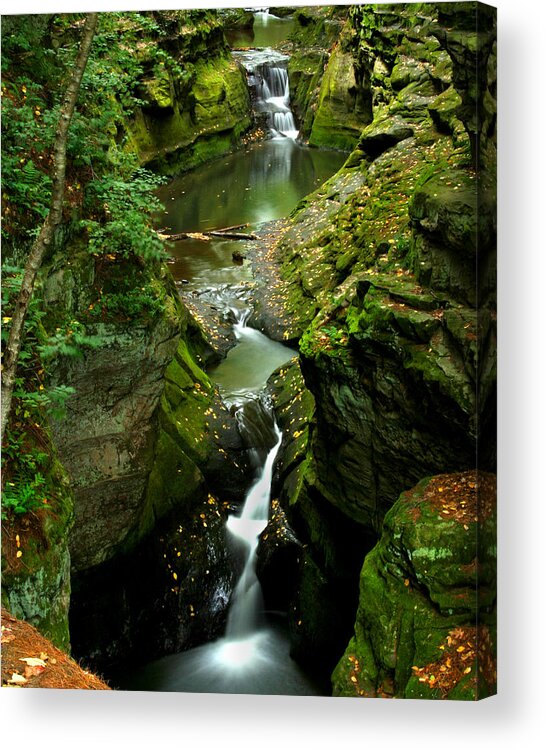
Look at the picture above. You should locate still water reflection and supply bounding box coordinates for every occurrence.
[225,10,295,49]
[157,139,344,286]
[157,139,344,234]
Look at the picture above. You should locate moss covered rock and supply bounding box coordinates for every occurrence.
[309,45,372,151]
[332,471,496,699]
[129,54,251,175]
[253,4,497,690]
[2,449,74,651]
[45,260,182,572]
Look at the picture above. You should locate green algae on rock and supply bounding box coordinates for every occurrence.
[332,471,496,699]
[126,11,252,175]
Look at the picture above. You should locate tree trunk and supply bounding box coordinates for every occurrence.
[1,13,99,443]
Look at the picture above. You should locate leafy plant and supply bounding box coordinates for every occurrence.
[83,168,167,261]
[1,423,50,519]
[2,473,47,518]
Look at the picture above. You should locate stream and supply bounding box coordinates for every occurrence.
[120,11,345,695]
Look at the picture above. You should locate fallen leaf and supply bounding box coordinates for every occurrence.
[24,664,46,678]
[20,657,47,668]
[8,673,28,685]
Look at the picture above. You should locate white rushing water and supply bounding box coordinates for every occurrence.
[234,49,299,140]
[206,304,291,670]
[224,421,282,643]
[120,302,320,693]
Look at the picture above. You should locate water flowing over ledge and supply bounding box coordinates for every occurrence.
[234,49,299,140]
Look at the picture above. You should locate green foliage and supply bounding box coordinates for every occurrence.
[83,168,167,261]
[88,284,165,321]
[1,416,49,519]
[1,12,168,258]
[2,266,105,518]
[2,469,47,518]
[2,265,102,412]
[37,320,104,360]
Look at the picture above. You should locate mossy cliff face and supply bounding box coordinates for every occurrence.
[287,6,364,147]
[332,472,496,699]
[127,11,252,175]
[3,9,255,665]
[2,438,74,651]
[261,3,496,677]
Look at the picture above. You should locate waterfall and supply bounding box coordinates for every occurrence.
[234,49,299,140]
[225,420,282,639]
[256,62,298,139]
[212,305,287,666]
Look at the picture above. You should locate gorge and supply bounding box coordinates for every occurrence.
[1,4,496,700]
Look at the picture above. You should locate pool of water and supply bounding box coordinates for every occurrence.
[117,614,325,695]
[225,11,295,49]
[157,139,344,236]
[157,139,344,285]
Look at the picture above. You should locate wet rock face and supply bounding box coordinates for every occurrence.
[69,496,236,674]
[256,498,301,612]
[50,312,181,573]
[127,11,252,175]
[287,6,353,143]
[332,472,496,699]
[308,46,373,151]
[255,3,496,685]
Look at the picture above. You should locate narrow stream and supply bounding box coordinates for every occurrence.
[120,12,344,695]
[122,304,320,695]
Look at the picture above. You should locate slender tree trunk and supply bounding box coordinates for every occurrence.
[1,13,98,443]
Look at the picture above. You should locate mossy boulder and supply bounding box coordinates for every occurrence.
[409,168,495,306]
[356,114,414,160]
[390,56,430,91]
[432,3,496,169]
[428,85,463,135]
[332,471,496,699]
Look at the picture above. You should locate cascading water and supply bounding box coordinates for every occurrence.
[257,63,298,139]
[217,410,282,665]
[116,20,344,690]
[120,304,321,693]
[235,49,299,140]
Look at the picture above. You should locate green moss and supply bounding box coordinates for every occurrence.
[2,453,74,651]
[140,428,206,532]
[332,473,496,699]
[309,46,371,152]
[128,53,251,175]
